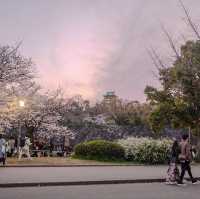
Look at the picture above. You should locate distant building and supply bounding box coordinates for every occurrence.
[83,114,107,125]
[103,91,118,107]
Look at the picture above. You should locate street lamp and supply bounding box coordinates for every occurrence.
[19,100,25,108]
[17,100,25,157]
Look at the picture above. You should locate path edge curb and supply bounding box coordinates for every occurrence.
[1,164,145,167]
[0,179,165,188]
[1,177,200,188]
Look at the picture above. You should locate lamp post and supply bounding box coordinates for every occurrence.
[19,100,25,108]
[188,126,191,144]
[17,100,25,155]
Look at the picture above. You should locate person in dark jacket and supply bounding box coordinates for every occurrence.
[166,140,180,184]
[171,140,180,163]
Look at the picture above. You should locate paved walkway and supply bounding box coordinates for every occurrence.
[1,183,200,199]
[0,165,200,184]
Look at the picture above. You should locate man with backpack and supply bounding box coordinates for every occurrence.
[178,134,198,185]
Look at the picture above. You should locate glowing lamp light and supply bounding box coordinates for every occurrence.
[19,100,25,107]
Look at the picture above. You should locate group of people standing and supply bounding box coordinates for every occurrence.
[166,134,199,185]
[0,133,17,165]
[0,133,32,165]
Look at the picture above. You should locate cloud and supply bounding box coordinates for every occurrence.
[0,0,199,101]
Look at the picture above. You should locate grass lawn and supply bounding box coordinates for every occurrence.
[5,157,138,166]
[5,157,199,166]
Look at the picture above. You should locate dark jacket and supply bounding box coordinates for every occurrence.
[170,146,180,163]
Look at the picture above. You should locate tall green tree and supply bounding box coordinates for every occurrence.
[145,40,200,135]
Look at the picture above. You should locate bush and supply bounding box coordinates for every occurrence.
[74,140,125,161]
[194,152,200,163]
[194,143,200,163]
[118,137,172,164]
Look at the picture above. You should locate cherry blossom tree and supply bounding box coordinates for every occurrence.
[0,44,36,132]
[0,45,74,143]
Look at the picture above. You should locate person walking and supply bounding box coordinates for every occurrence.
[9,137,15,157]
[0,133,6,165]
[166,140,180,184]
[18,136,32,160]
[178,134,198,185]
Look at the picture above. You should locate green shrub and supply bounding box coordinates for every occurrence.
[74,140,125,161]
[194,144,200,163]
[118,137,172,164]
[194,152,200,163]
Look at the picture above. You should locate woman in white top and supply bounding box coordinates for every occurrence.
[0,133,6,165]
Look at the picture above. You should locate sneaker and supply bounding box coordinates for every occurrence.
[177,182,186,186]
[165,181,177,185]
[192,179,200,184]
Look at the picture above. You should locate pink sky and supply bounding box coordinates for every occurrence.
[0,0,199,102]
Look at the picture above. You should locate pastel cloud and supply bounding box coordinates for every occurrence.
[0,0,200,101]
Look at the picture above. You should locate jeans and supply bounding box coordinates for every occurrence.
[0,157,5,165]
[180,161,194,182]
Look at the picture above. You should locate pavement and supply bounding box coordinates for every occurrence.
[1,183,200,199]
[0,165,200,187]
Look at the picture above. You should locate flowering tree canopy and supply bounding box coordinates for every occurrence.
[0,44,36,131]
[0,45,74,140]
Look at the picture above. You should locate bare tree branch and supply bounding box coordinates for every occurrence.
[7,41,23,56]
[151,47,166,69]
[161,24,180,59]
[179,0,200,40]
[147,48,160,70]
[180,33,187,43]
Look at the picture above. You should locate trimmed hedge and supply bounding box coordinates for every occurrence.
[194,144,200,163]
[74,140,125,161]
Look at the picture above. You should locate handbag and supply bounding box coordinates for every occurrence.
[178,154,186,161]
